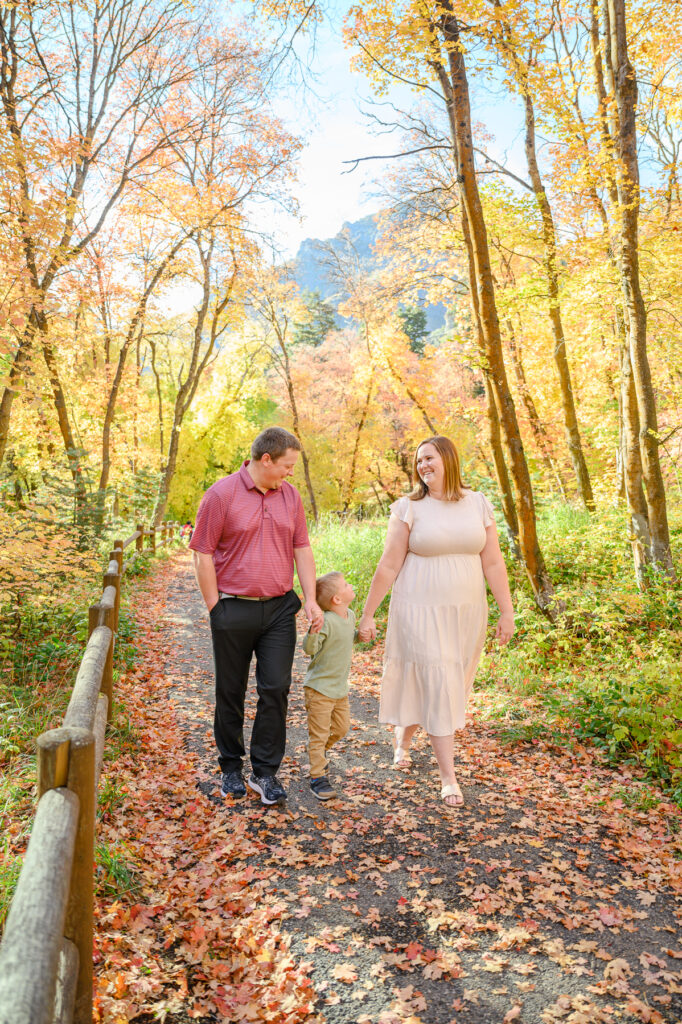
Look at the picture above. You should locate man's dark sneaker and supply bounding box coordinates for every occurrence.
[310,776,337,801]
[220,770,246,799]
[247,773,287,806]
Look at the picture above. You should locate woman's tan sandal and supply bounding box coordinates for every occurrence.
[392,746,412,769]
[441,781,464,806]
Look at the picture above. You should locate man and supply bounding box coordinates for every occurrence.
[190,427,323,806]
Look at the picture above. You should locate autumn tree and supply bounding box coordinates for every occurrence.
[93,206,195,528]
[347,0,557,612]
[481,1,596,511]
[0,0,208,520]
[245,268,320,520]
[601,0,675,577]
[326,234,440,432]
[0,4,302,532]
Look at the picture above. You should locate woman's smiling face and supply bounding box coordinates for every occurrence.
[416,442,445,493]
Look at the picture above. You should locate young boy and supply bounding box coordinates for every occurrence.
[302,571,355,801]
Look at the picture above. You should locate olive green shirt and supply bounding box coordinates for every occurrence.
[302,609,356,699]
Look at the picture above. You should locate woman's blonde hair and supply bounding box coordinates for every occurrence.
[409,436,468,502]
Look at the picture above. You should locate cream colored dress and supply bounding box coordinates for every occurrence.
[379,491,495,736]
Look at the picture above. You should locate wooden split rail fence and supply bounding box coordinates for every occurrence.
[0,522,180,1024]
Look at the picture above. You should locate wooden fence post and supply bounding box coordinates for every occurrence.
[103,561,119,596]
[88,603,101,638]
[106,551,122,650]
[103,560,120,631]
[37,728,71,798]
[161,521,168,546]
[149,525,156,553]
[96,605,115,722]
[64,726,96,1024]
[136,523,144,552]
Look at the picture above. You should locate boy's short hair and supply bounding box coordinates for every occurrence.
[251,427,301,462]
[316,571,344,611]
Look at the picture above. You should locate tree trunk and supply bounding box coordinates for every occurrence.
[0,326,34,467]
[97,236,188,528]
[591,1,656,577]
[506,318,569,501]
[149,339,166,467]
[606,0,675,576]
[96,307,146,529]
[522,91,595,511]
[153,239,237,526]
[154,412,182,527]
[284,368,318,524]
[40,320,88,524]
[459,198,521,557]
[620,342,650,584]
[382,352,438,433]
[483,376,522,560]
[344,376,373,512]
[276,333,318,523]
[433,4,556,613]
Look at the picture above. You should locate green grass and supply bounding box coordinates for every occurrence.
[0,837,22,930]
[307,515,391,622]
[95,840,141,900]
[98,777,127,819]
[309,501,682,805]
[104,699,142,763]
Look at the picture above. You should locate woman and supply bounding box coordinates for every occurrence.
[357,436,514,807]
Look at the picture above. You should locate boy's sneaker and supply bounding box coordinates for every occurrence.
[310,776,337,801]
[247,773,287,806]
[220,770,246,798]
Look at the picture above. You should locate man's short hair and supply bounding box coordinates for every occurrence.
[316,571,344,611]
[251,427,302,462]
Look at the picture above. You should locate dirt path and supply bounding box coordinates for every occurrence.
[98,554,682,1024]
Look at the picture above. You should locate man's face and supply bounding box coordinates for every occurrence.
[260,448,299,489]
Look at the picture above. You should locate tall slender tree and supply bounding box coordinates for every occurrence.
[603,0,675,577]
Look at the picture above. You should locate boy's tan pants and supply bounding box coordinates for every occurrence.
[304,686,350,778]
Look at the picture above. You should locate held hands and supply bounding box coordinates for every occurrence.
[305,599,324,633]
[357,613,376,643]
[495,611,515,645]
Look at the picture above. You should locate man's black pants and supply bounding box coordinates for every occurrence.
[209,590,301,777]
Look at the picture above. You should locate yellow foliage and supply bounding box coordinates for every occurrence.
[0,505,100,617]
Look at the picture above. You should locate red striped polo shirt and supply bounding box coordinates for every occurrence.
[189,462,310,597]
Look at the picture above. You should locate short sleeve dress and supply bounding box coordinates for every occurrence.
[379,490,495,736]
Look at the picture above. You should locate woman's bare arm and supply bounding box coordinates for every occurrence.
[479,524,514,644]
[357,516,410,640]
